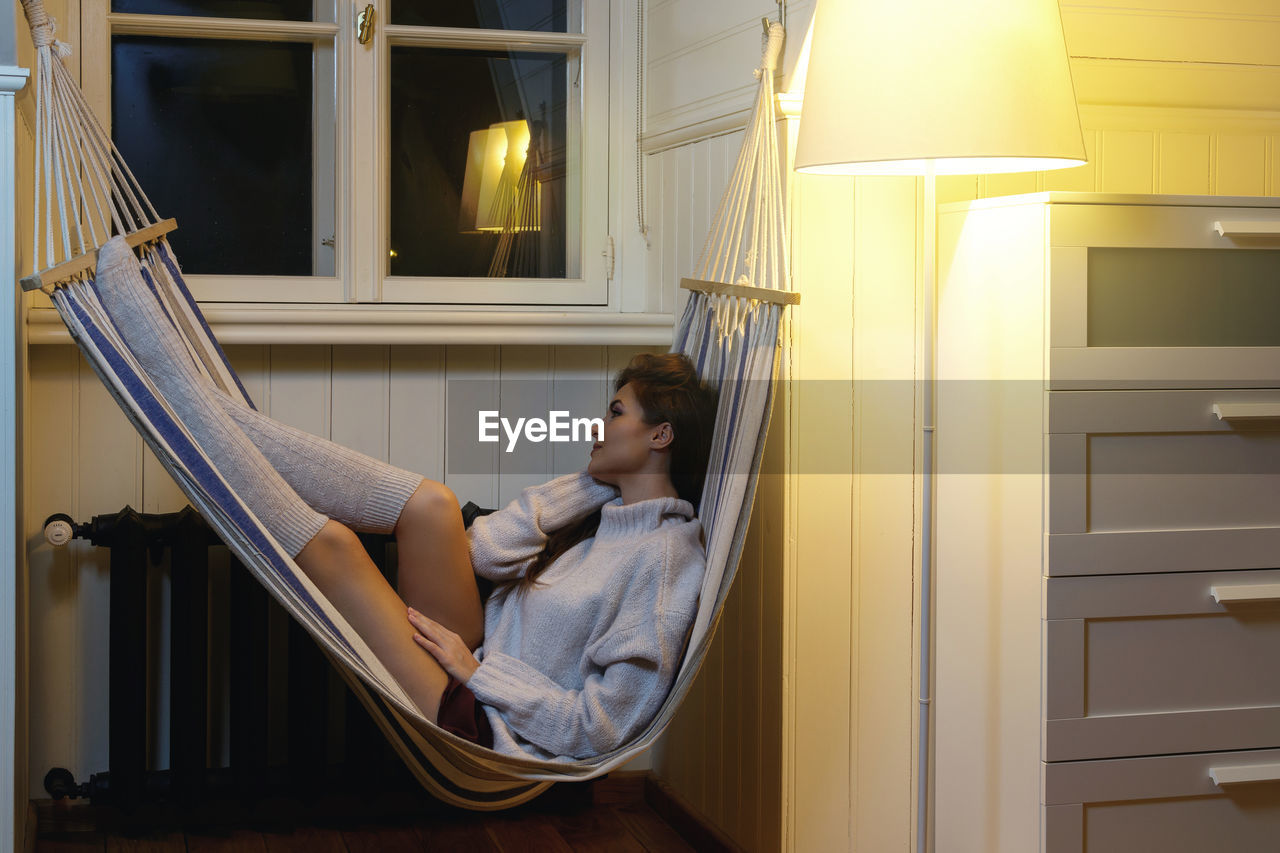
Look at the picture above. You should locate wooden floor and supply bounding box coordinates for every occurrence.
[33,774,699,853]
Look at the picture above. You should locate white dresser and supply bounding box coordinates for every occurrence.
[935,192,1280,853]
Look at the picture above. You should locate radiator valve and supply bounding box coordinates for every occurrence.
[42,513,79,547]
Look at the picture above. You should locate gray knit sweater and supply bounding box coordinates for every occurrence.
[464,469,705,761]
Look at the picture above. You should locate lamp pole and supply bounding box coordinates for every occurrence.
[917,160,937,853]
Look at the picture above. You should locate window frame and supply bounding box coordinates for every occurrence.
[81,0,618,309]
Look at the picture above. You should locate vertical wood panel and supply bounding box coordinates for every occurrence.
[1158,133,1211,195]
[331,346,390,459]
[26,346,78,791]
[267,346,331,434]
[739,494,763,848]
[606,347,659,381]
[677,144,696,308]
[497,346,553,505]
[645,152,666,316]
[1268,137,1280,195]
[141,446,187,514]
[662,150,679,316]
[1100,130,1155,193]
[388,346,446,483]
[936,175,979,207]
[550,347,607,478]
[721,538,746,839]
[223,345,268,407]
[76,350,141,780]
[981,171,1038,200]
[759,409,786,851]
[445,347,499,510]
[1215,134,1267,195]
[789,168,856,853]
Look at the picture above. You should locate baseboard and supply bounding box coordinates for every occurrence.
[643,773,743,853]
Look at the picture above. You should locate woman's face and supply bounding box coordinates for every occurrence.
[586,382,670,482]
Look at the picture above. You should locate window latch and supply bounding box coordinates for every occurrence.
[603,235,615,279]
[357,4,376,45]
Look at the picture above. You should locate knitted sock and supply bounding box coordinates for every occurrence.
[208,386,425,534]
[93,237,328,558]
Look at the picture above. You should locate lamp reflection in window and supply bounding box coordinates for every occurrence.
[459,118,543,278]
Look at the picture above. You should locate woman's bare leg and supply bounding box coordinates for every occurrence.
[296,519,450,720]
[394,480,485,651]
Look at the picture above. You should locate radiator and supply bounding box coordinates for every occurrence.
[38,504,495,811]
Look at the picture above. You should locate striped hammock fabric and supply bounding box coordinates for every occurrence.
[21,0,795,808]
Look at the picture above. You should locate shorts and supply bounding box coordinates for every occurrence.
[437,675,495,749]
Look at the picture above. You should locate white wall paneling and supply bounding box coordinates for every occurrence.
[645,0,813,148]
[387,345,446,482]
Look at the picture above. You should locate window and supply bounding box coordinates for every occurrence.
[90,0,613,306]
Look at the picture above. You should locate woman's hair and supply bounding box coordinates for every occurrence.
[498,352,718,600]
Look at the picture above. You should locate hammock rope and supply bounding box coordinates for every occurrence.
[20,0,797,809]
[21,0,166,292]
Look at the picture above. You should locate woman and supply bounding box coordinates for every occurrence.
[93,236,718,761]
[411,354,717,758]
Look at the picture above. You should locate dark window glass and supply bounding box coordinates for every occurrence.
[1088,248,1280,347]
[111,0,319,22]
[112,36,319,276]
[388,47,568,278]
[390,0,569,32]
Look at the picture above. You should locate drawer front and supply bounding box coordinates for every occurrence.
[1044,569,1280,761]
[1047,388,1280,576]
[1044,749,1280,853]
[1047,202,1280,390]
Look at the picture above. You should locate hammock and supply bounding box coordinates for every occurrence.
[20,0,797,809]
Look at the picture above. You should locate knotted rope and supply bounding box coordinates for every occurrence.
[21,0,70,55]
[692,21,789,350]
[20,0,159,279]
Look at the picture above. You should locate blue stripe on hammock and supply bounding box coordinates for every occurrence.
[148,240,257,410]
[63,285,359,660]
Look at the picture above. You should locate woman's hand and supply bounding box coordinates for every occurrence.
[408,607,479,683]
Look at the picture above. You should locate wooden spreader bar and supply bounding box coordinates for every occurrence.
[680,277,800,306]
[20,219,179,294]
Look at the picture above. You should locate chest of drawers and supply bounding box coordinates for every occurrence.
[935,192,1280,853]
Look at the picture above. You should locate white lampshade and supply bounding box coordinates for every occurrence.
[794,0,1086,175]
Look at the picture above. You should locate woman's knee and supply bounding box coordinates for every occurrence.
[397,479,461,536]
[295,519,367,581]
[301,519,358,558]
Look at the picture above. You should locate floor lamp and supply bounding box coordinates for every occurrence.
[792,2,1087,851]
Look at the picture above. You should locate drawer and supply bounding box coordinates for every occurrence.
[1047,201,1280,390]
[1044,569,1280,761]
[1047,388,1280,576]
[1044,748,1280,853]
